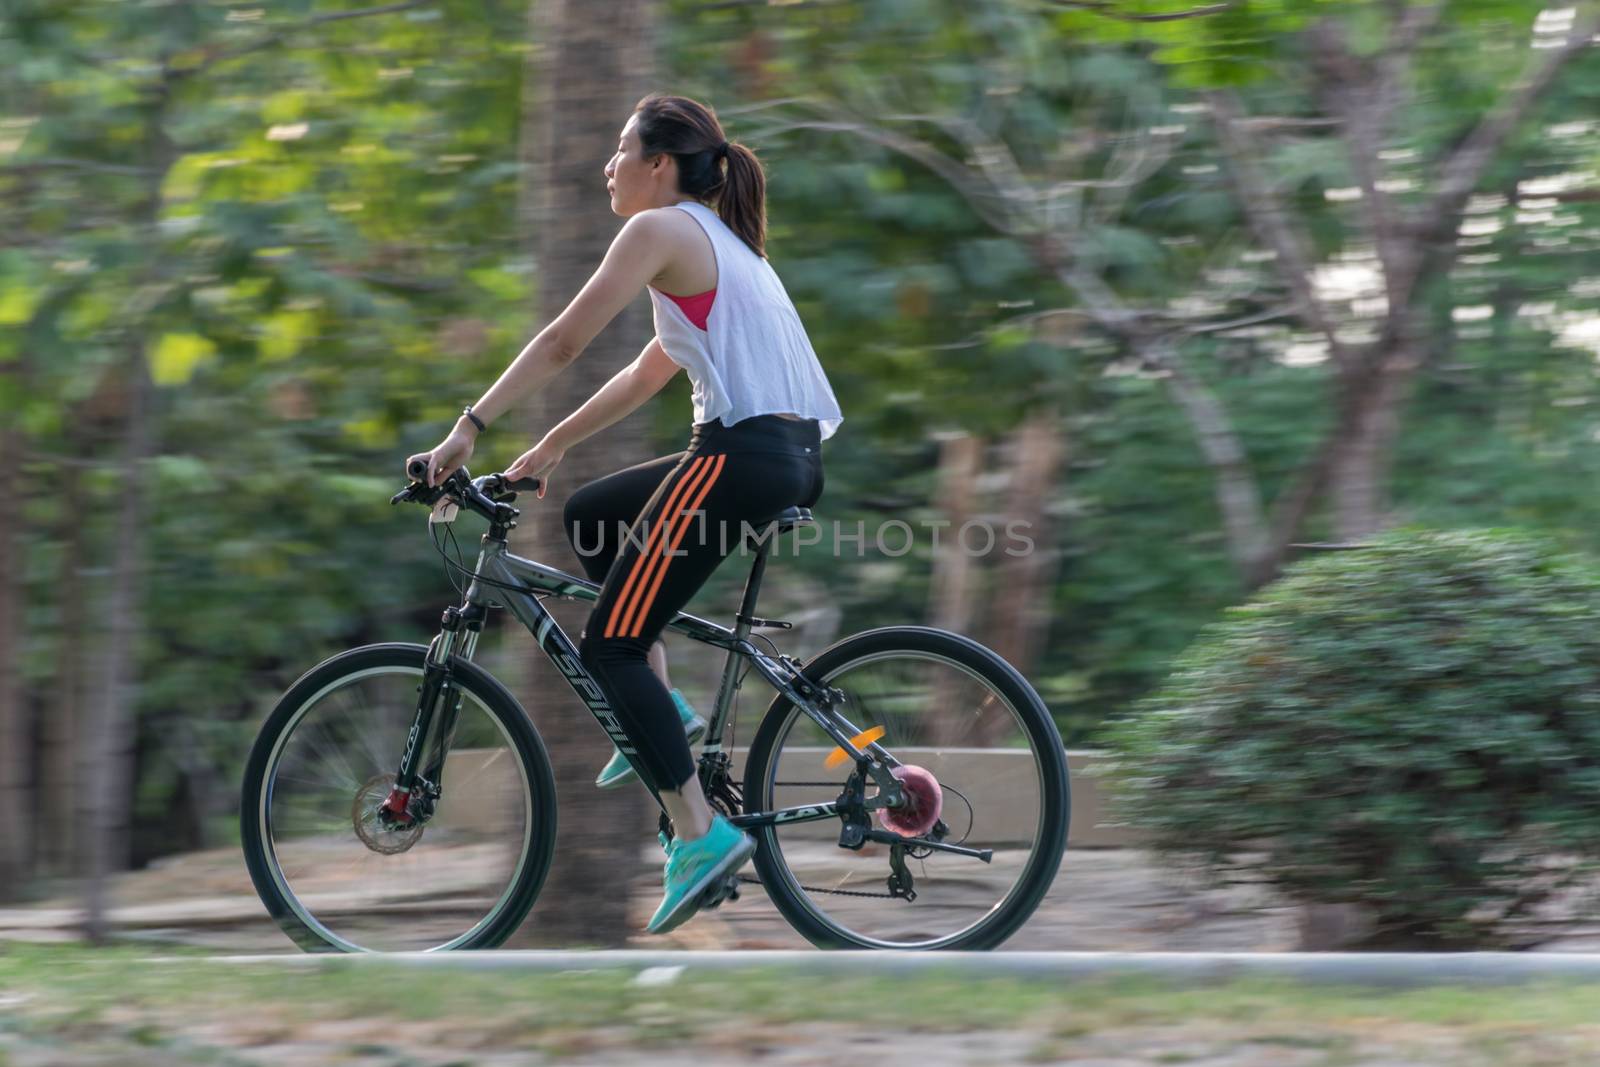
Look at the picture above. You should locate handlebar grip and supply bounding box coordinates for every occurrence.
[408,458,428,481]
[506,476,543,493]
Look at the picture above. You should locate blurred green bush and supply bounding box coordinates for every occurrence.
[1102,527,1600,948]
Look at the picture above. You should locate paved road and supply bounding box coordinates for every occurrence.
[9,844,1600,954]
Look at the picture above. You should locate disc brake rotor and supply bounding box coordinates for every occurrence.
[352,773,425,855]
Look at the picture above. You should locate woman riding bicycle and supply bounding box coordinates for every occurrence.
[407,93,843,935]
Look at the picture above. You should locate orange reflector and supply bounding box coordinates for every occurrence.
[824,725,885,768]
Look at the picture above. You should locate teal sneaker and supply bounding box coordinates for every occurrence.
[595,688,706,790]
[646,814,755,935]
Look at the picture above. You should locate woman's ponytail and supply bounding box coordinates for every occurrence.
[633,93,767,259]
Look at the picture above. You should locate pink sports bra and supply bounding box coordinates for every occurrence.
[658,286,716,331]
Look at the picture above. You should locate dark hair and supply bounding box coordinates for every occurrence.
[632,92,767,259]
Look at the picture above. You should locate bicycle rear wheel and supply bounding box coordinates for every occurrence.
[743,626,1069,950]
[240,643,556,952]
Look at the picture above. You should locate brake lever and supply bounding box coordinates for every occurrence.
[395,458,461,507]
[392,482,447,506]
[479,472,544,500]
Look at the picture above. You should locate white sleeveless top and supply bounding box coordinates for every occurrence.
[645,200,843,441]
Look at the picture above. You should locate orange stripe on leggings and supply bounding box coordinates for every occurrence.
[603,457,709,638]
[625,452,727,637]
[613,453,722,638]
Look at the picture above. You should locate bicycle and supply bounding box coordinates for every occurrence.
[240,461,1071,952]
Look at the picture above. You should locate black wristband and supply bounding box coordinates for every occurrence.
[462,406,487,433]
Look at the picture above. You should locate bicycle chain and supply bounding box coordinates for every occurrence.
[718,773,901,899]
[735,873,895,899]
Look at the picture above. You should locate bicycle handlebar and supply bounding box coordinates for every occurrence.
[393,459,543,524]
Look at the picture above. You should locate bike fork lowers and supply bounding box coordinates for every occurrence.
[379,603,485,826]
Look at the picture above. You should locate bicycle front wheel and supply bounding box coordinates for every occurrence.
[240,643,557,952]
[743,626,1070,950]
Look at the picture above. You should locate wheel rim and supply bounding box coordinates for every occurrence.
[259,665,535,952]
[756,649,1049,949]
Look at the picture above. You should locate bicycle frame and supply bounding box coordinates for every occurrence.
[402,522,892,831]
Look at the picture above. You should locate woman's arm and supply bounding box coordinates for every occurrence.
[547,336,682,451]
[497,337,681,495]
[407,210,673,486]
[458,210,675,433]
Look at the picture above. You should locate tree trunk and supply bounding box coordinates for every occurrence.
[1153,351,1269,581]
[1325,347,1421,542]
[512,0,660,946]
[39,450,87,879]
[0,367,28,902]
[924,433,986,746]
[981,406,1066,683]
[925,433,985,634]
[81,354,154,941]
[81,72,173,936]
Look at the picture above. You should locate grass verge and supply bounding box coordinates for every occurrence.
[3,943,1600,1064]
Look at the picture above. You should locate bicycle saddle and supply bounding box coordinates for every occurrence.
[743,506,816,549]
[770,505,814,533]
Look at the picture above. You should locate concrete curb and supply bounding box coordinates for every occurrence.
[190,950,1600,987]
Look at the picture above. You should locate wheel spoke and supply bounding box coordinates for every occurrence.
[249,661,537,952]
[749,640,1066,950]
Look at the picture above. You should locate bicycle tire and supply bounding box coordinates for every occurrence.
[240,642,557,952]
[743,625,1070,950]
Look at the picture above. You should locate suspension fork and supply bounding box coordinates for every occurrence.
[380,603,486,823]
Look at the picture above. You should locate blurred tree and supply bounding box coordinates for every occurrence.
[982,403,1066,689]
[727,0,1598,588]
[512,0,660,946]
[0,318,25,902]
[926,432,984,639]
[732,15,1273,581]
[1073,0,1600,559]
[39,441,86,879]
[1,0,525,903]
[67,39,174,941]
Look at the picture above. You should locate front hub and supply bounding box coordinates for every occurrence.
[353,774,426,854]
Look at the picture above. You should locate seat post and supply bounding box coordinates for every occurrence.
[733,531,774,636]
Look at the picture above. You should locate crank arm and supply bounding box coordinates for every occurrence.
[864,829,993,863]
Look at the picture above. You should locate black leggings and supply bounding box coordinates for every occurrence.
[563,414,825,792]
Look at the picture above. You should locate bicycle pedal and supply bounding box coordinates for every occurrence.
[698,875,740,910]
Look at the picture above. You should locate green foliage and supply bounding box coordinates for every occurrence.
[1103,528,1600,947]
[4,0,528,863]
[6,0,1600,878]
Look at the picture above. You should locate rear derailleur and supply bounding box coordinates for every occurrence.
[834,768,918,902]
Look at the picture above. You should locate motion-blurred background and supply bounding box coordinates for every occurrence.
[2,0,1598,951]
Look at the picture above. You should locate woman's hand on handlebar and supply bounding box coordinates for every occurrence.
[503,437,563,500]
[406,426,475,488]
